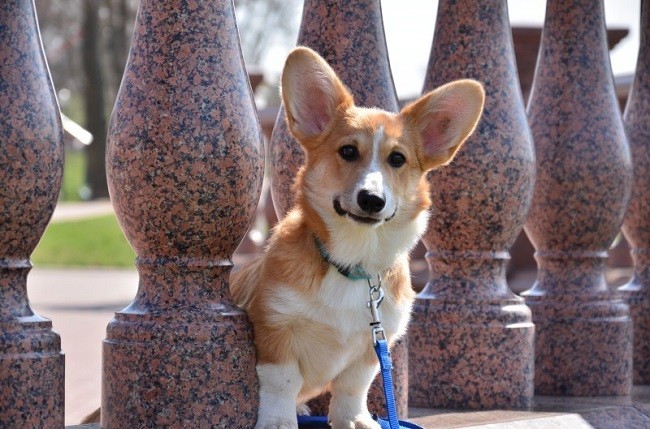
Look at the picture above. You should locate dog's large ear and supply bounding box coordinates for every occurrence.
[401,79,485,171]
[281,47,353,142]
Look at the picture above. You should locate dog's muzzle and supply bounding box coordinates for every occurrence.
[333,198,395,225]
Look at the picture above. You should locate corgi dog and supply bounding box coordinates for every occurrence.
[231,47,484,429]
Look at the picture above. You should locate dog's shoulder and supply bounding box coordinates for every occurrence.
[231,208,328,309]
[384,255,417,306]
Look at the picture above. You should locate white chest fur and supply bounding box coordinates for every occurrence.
[267,267,413,397]
[314,268,409,339]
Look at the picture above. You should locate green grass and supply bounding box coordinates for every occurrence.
[32,214,136,268]
[61,149,87,202]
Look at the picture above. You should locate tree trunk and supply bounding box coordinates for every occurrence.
[83,0,109,199]
[108,0,129,98]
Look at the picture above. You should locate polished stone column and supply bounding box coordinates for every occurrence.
[409,0,536,409]
[0,0,65,425]
[269,0,409,417]
[524,0,633,396]
[102,0,264,426]
[619,0,650,385]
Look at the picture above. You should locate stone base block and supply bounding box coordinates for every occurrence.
[408,298,534,409]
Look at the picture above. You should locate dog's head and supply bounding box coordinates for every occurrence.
[281,47,484,234]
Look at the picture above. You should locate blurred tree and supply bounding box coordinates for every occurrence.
[83,0,108,199]
[105,0,131,102]
[35,0,298,200]
[36,0,85,106]
[235,0,298,66]
[36,0,136,200]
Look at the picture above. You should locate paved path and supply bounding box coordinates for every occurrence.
[28,201,126,423]
[51,199,115,223]
[28,268,138,425]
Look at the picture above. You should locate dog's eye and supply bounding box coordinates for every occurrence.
[388,152,406,168]
[339,145,359,162]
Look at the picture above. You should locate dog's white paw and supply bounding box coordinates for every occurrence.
[330,415,381,429]
[255,417,298,429]
[353,416,381,429]
[296,403,311,416]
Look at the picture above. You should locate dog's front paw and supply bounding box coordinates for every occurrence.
[296,403,311,416]
[353,415,382,429]
[255,417,298,429]
[330,415,381,429]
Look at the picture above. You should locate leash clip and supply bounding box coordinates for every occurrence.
[367,274,386,345]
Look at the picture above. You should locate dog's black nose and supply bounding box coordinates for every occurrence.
[357,190,385,213]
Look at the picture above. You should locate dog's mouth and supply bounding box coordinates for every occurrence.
[333,199,395,225]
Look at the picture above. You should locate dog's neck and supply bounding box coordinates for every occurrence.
[314,236,372,281]
[293,169,430,277]
[311,209,430,278]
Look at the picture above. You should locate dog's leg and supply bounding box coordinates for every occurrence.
[328,360,381,429]
[255,361,303,429]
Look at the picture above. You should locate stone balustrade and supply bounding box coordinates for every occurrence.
[0,0,646,426]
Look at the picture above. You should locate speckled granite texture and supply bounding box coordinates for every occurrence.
[0,0,65,426]
[103,0,263,426]
[408,0,535,409]
[523,0,633,396]
[269,0,408,416]
[619,0,650,386]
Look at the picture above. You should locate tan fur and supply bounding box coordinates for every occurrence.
[232,47,484,429]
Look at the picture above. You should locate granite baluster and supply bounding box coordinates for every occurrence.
[408,0,536,409]
[523,0,633,396]
[102,0,264,426]
[0,0,65,426]
[618,0,650,385]
[268,0,409,417]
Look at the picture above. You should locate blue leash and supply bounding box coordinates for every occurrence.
[296,338,421,429]
[374,338,400,428]
[297,275,422,429]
